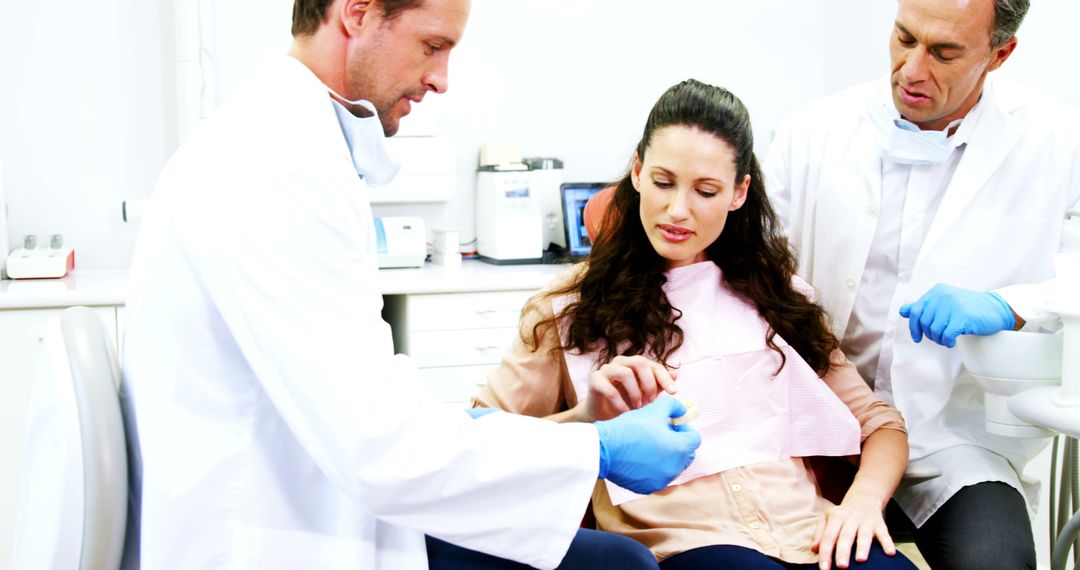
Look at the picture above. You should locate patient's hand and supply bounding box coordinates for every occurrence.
[576,355,678,422]
[811,489,895,570]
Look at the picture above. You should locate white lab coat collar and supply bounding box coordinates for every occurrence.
[276,55,358,171]
[915,75,1023,267]
[855,75,1022,268]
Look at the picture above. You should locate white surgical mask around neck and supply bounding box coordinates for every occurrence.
[866,98,962,166]
[327,88,401,188]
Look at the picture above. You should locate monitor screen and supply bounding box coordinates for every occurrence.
[560,183,607,258]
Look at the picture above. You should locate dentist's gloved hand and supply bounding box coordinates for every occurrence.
[594,397,701,495]
[899,284,1016,348]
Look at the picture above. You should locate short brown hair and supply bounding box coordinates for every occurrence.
[292,0,425,37]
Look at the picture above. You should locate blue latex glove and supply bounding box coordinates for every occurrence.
[465,407,500,419]
[899,284,1016,348]
[594,397,702,495]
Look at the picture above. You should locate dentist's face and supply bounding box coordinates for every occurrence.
[889,0,1015,132]
[632,126,749,270]
[346,0,470,135]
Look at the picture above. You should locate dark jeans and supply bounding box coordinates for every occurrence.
[660,542,915,569]
[426,528,659,569]
[886,481,1036,570]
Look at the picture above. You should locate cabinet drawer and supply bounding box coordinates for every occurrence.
[407,290,536,331]
[417,364,494,405]
[408,327,517,368]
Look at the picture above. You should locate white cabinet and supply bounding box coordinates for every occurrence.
[0,305,119,567]
[396,290,537,406]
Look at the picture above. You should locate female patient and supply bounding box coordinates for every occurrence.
[474,80,914,570]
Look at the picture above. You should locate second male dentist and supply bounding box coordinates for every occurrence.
[765,0,1080,568]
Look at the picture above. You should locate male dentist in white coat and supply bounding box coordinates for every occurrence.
[120,1,701,568]
[764,0,1080,568]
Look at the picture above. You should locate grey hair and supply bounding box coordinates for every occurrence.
[991,0,1029,47]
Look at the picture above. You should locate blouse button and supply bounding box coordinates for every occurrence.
[750,522,762,529]
[731,483,743,492]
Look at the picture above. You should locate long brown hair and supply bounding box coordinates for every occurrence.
[530,79,840,375]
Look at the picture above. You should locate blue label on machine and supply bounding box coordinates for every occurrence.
[374,217,388,254]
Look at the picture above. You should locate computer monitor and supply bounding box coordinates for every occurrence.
[560,182,607,258]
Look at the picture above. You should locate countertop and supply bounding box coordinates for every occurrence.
[0,260,574,310]
[377,260,571,295]
[0,270,129,309]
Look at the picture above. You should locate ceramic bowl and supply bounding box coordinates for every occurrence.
[957,330,1063,380]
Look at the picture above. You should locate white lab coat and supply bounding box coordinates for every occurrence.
[764,75,1080,526]
[121,56,599,569]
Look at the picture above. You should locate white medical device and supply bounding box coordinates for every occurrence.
[475,165,544,265]
[374,216,426,268]
[525,157,565,249]
[7,234,75,279]
[959,330,1062,437]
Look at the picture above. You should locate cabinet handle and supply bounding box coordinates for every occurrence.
[474,344,502,351]
[474,309,499,315]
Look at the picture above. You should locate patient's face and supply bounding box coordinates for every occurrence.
[632,125,749,270]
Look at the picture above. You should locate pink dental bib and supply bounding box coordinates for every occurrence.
[553,262,861,505]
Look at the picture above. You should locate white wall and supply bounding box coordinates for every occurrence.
[2,1,1079,266]
[0,0,173,270]
[1,0,830,267]
[819,0,1080,105]
[1004,0,1080,106]
[203,0,296,115]
[822,1,895,93]
[374,0,830,244]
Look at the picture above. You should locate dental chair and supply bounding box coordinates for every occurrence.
[581,185,616,244]
[11,306,129,569]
